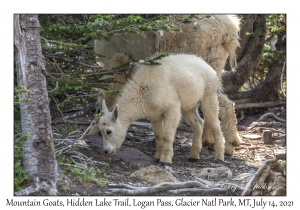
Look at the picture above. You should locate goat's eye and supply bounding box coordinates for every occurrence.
[106,130,112,135]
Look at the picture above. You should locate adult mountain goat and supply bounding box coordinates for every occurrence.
[90,14,241,155]
[98,54,224,164]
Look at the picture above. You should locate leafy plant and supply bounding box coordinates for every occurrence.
[14,139,29,191]
[14,161,28,191]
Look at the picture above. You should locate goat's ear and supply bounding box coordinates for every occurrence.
[102,99,109,115]
[111,104,118,121]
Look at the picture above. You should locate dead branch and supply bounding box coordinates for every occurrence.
[48,81,59,92]
[105,180,244,196]
[168,188,228,196]
[248,121,286,129]
[258,112,286,123]
[234,101,285,110]
[107,181,208,196]
[62,107,84,113]
[63,110,85,120]
[51,120,92,125]
[242,159,286,196]
[45,54,103,69]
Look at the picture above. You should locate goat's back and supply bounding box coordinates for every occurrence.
[121,54,219,112]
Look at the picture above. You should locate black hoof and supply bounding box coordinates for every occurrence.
[159,161,172,167]
[188,158,199,162]
[232,141,239,147]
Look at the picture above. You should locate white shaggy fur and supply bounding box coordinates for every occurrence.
[91,15,242,155]
[98,54,224,164]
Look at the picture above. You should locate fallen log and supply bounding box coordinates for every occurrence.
[235,101,285,110]
[248,121,286,129]
[100,180,244,196]
[258,112,286,123]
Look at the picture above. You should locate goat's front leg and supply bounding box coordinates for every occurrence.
[159,108,181,164]
[150,115,164,162]
[182,108,204,161]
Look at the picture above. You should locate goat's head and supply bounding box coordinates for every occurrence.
[98,99,127,155]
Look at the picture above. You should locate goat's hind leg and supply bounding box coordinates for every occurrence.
[182,108,204,161]
[201,95,224,161]
[202,120,215,150]
[150,115,164,163]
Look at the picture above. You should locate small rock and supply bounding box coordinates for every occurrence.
[282,136,286,146]
[242,134,262,139]
[130,165,178,185]
[63,175,72,184]
[274,150,286,160]
[179,144,191,152]
[191,166,232,179]
[262,130,273,144]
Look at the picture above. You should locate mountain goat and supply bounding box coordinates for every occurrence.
[98,54,224,164]
[90,14,242,155]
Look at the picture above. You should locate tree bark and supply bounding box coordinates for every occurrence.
[222,14,266,94]
[250,58,284,102]
[14,14,59,195]
[228,32,286,103]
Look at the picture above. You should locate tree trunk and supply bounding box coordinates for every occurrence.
[250,58,284,102]
[228,28,286,103]
[14,14,59,195]
[222,14,266,94]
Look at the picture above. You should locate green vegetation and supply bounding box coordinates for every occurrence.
[241,14,286,93]
[14,87,30,191]
[58,154,108,187]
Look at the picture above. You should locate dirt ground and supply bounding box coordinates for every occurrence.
[49,100,286,196]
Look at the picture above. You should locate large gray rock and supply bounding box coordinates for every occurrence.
[85,134,152,164]
[112,147,153,164]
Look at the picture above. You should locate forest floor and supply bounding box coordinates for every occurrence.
[47,99,286,196]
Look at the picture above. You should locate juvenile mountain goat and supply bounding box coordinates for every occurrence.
[98,54,224,164]
[90,15,241,155]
